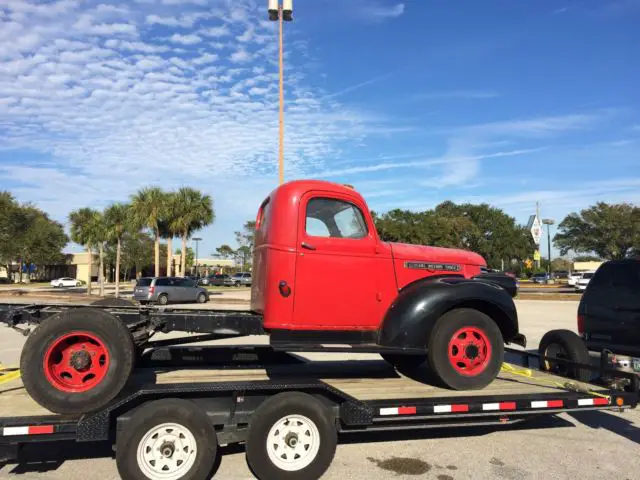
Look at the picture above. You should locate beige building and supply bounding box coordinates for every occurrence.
[70,252,100,282]
[573,261,603,272]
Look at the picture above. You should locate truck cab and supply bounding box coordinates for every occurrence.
[250,180,523,391]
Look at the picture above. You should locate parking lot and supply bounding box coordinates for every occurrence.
[1,297,639,480]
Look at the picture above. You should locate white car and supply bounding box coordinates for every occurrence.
[567,272,582,286]
[574,271,596,292]
[50,277,81,288]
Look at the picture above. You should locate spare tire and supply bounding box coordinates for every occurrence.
[91,298,135,307]
[538,329,591,382]
[20,308,135,414]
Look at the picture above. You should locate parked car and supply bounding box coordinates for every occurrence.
[567,272,583,286]
[575,271,596,292]
[133,277,209,305]
[209,274,236,287]
[553,270,569,279]
[531,272,550,284]
[50,277,81,288]
[231,272,252,286]
[578,259,640,356]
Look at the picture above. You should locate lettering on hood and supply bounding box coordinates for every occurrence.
[404,261,462,272]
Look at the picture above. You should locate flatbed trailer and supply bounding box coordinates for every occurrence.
[0,341,638,480]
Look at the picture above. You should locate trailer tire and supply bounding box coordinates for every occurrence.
[427,308,504,390]
[20,308,135,414]
[246,392,337,480]
[116,399,217,480]
[538,329,591,382]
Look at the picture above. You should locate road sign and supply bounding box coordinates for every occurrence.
[524,259,533,268]
[533,250,541,261]
[528,214,543,245]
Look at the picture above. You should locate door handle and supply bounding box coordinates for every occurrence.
[301,242,316,250]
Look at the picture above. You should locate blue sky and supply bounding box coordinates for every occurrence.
[0,0,638,259]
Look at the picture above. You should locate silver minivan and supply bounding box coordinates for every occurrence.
[133,277,209,305]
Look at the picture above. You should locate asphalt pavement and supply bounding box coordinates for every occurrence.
[1,297,639,480]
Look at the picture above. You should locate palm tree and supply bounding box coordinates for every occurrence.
[173,188,215,277]
[69,208,101,296]
[104,203,130,298]
[130,187,165,277]
[159,192,181,277]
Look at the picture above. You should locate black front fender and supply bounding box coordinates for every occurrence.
[378,277,522,349]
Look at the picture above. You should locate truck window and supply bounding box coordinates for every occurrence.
[306,198,368,239]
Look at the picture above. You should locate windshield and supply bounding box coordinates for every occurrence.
[582,273,595,279]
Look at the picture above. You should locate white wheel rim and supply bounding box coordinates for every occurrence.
[266,414,321,472]
[136,422,198,480]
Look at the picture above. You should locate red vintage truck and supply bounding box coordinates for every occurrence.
[4,180,522,415]
[2,181,638,480]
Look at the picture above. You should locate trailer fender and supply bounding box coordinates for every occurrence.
[378,277,522,349]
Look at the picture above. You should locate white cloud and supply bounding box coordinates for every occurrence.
[0,0,381,249]
[230,48,252,63]
[356,2,406,22]
[200,25,231,37]
[169,33,202,45]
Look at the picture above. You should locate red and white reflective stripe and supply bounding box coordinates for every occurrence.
[482,402,516,411]
[531,400,564,409]
[2,425,54,436]
[433,404,469,413]
[379,406,417,416]
[578,397,609,406]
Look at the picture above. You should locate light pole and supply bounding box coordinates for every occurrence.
[542,219,555,275]
[268,0,293,185]
[192,237,202,277]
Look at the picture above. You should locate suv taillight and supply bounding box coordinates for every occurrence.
[149,286,155,295]
[577,314,584,335]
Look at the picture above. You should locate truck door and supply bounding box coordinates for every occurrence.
[293,192,379,329]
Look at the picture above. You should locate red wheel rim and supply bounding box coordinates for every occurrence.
[447,327,492,376]
[43,331,110,393]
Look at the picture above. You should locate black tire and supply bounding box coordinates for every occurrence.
[381,353,427,369]
[427,308,504,390]
[116,399,217,480]
[538,329,591,382]
[196,292,207,304]
[20,308,135,414]
[157,294,169,305]
[246,392,337,480]
[91,298,135,307]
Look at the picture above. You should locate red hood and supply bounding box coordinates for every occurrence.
[389,242,486,267]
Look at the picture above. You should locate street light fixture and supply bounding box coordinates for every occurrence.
[268,0,293,185]
[192,237,202,277]
[542,219,555,274]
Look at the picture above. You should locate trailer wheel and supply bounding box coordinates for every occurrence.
[246,392,337,480]
[116,399,217,480]
[538,329,591,382]
[20,308,135,414]
[427,308,503,390]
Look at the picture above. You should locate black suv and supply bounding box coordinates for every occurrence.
[578,259,640,356]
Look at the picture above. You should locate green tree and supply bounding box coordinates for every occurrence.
[573,255,602,262]
[159,191,180,277]
[554,202,640,260]
[172,187,215,277]
[234,221,256,267]
[130,187,165,277]
[0,192,21,276]
[175,247,194,273]
[550,258,573,272]
[215,244,235,259]
[69,208,102,295]
[104,203,131,297]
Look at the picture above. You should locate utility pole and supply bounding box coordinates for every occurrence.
[268,0,293,185]
[193,237,202,277]
[542,218,555,274]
